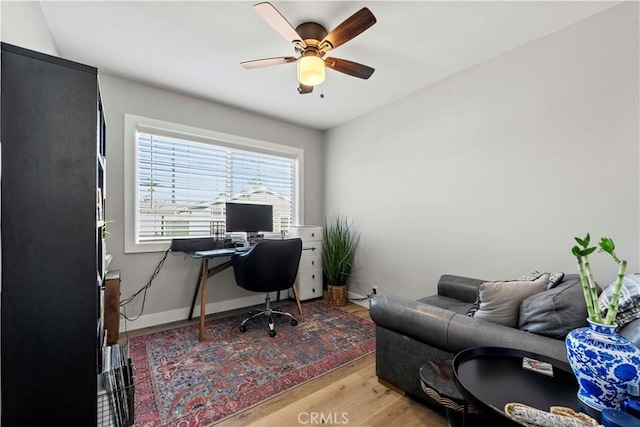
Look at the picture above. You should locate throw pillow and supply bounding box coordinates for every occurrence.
[472,274,550,327]
[547,272,565,290]
[467,271,541,316]
[519,274,590,339]
[517,271,564,290]
[598,273,640,330]
[518,271,544,281]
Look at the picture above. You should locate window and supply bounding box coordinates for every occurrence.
[125,115,303,253]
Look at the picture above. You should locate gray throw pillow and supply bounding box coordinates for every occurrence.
[473,274,549,327]
[518,271,564,290]
[547,272,565,290]
[518,271,544,281]
[519,274,590,339]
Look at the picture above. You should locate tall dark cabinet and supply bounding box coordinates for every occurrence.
[1,43,105,425]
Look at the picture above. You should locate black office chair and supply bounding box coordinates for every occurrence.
[231,238,303,337]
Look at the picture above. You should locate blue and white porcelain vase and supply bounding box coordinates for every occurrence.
[565,319,640,411]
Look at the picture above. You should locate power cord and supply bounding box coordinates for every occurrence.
[348,288,377,302]
[120,248,170,321]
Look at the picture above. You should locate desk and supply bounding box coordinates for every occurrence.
[186,248,303,341]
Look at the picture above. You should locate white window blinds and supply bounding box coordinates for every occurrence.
[136,131,295,242]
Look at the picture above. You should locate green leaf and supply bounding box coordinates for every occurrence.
[322,214,360,286]
[574,233,590,248]
[583,247,596,256]
[598,236,622,263]
[572,246,582,258]
[599,237,615,253]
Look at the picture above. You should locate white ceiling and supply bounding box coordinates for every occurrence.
[40,1,618,130]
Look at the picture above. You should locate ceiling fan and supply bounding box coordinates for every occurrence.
[241,2,377,94]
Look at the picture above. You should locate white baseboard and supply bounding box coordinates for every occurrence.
[119,291,370,333]
[347,291,372,309]
[119,293,267,332]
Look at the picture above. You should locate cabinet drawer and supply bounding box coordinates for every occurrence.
[297,269,321,283]
[289,226,322,242]
[302,242,322,255]
[298,252,321,272]
[292,270,323,300]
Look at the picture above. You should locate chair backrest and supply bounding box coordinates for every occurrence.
[231,238,303,293]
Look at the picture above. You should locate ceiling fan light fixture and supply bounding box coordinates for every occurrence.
[297,55,325,86]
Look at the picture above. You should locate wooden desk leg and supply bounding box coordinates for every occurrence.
[188,260,205,321]
[199,258,208,341]
[291,283,303,315]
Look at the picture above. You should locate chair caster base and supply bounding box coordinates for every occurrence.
[240,325,247,333]
[291,319,298,326]
[269,330,276,338]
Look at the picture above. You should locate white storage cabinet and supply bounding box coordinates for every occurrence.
[288,226,323,301]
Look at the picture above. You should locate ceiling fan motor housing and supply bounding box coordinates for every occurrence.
[295,22,330,53]
[241,3,377,92]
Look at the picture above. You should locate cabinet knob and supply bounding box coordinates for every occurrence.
[312,274,315,279]
[311,260,314,266]
[311,232,315,237]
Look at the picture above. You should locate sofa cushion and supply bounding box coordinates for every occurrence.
[472,274,549,327]
[419,295,474,315]
[518,274,589,339]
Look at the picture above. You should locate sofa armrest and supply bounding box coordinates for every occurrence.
[370,293,455,347]
[620,318,640,348]
[370,293,568,362]
[445,312,568,362]
[437,275,485,303]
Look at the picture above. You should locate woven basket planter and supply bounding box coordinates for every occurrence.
[327,284,347,306]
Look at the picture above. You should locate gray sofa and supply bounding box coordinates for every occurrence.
[369,273,640,408]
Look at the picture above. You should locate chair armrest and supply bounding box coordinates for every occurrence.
[437,275,485,303]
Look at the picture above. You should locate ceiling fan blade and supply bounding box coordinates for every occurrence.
[297,84,314,94]
[254,2,306,48]
[241,56,296,69]
[324,57,374,79]
[320,8,376,51]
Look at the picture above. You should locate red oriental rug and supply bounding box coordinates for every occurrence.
[131,300,375,427]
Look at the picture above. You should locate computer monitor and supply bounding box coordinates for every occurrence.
[225,203,273,237]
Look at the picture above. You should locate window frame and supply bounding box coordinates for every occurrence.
[124,114,304,253]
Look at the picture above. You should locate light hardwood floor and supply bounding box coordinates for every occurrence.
[121,299,448,427]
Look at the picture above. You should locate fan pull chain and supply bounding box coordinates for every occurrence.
[320,83,325,99]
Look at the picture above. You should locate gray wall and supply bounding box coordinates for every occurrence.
[99,74,324,329]
[1,1,58,55]
[0,1,325,331]
[3,1,639,329]
[325,2,640,299]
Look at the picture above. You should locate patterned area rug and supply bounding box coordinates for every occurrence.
[131,300,375,427]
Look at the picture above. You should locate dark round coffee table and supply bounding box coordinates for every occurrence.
[419,359,481,427]
[452,347,597,426]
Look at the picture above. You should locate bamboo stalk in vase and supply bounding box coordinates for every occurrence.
[604,259,627,325]
[577,258,597,322]
[582,256,603,323]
